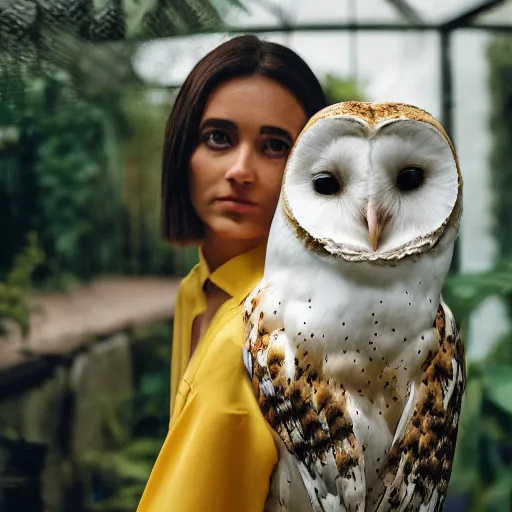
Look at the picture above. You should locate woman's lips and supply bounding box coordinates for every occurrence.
[214,196,260,213]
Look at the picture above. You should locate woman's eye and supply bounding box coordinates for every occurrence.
[313,172,341,195]
[396,167,425,191]
[263,138,290,156]
[204,130,231,149]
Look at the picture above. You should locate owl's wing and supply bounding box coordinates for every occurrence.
[262,430,315,512]
[243,286,365,512]
[373,301,466,512]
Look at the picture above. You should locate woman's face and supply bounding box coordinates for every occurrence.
[189,75,307,246]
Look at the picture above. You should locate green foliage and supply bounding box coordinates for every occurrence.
[482,365,512,415]
[448,38,512,508]
[443,260,512,324]
[488,36,512,257]
[1,0,247,285]
[443,263,512,509]
[120,87,179,276]
[487,36,512,316]
[450,357,512,510]
[0,232,44,337]
[447,40,512,508]
[322,73,364,104]
[130,322,173,439]
[0,0,244,47]
[0,58,181,283]
[0,65,126,282]
[78,322,173,511]
[33,80,126,280]
[132,0,245,40]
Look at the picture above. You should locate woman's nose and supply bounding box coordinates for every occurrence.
[224,145,256,185]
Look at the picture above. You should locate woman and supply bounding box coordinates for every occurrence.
[137,35,328,512]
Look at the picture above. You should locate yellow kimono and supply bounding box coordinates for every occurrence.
[137,244,278,512]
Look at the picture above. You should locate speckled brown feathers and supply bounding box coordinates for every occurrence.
[373,303,466,511]
[254,346,361,480]
[243,288,365,512]
[243,290,465,512]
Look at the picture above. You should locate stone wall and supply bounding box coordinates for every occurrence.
[0,277,179,512]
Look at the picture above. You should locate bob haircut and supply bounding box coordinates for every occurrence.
[161,34,328,244]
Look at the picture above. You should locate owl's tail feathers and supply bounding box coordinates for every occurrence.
[294,459,347,512]
[242,345,253,378]
[294,456,365,512]
[264,432,317,512]
[390,381,416,450]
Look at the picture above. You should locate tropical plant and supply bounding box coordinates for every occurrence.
[444,264,512,511]
[322,73,364,104]
[442,35,512,510]
[32,79,127,280]
[488,37,512,258]
[0,232,44,338]
[487,35,512,317]
[78,322,173,512]
[0,0,246,284]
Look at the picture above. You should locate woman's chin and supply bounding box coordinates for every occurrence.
[207,218,269,243]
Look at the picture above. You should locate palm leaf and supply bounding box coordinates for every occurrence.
[443,261,512,321]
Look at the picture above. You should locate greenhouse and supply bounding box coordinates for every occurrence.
[1,0,512,510]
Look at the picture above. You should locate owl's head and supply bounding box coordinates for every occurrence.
[281,102,463,261]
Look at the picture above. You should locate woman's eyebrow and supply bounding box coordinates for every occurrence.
[199,119,293,144]
[199,118,237,131]
[260,126,293,144]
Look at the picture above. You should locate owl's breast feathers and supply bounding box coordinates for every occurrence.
[243,288,466,512]
[243,287,365,512]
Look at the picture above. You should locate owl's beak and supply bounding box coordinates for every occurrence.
[366,202,381,251]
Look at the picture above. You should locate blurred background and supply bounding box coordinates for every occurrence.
[1,0,512,510]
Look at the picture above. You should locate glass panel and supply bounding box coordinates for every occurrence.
[472,0,512,25]
[406,0,482,23]
[293,0,406,24]
[224,0,282,28]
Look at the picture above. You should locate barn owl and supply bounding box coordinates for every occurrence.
[243,102,466,512]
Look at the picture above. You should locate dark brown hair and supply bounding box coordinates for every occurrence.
[161,34,328,244]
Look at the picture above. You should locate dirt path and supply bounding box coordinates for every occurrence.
[0,277,180,374]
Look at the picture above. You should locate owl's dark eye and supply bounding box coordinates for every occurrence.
[313,172,341,195]
[396,167,425,191]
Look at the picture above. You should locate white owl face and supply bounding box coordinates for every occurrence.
[282,110,461,258]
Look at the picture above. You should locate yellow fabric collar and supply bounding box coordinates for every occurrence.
[198,243,266,299]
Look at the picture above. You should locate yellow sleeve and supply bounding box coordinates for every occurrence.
[137,379,277,512]
[137,318,278,512]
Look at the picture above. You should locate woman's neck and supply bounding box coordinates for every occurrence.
[201,233,265,272]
